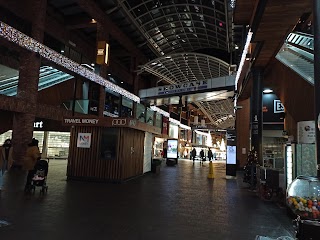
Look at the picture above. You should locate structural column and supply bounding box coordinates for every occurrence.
[250,68,263,165]
[314,0,320,176]
[131,56,140,95]
[12,0,47,165]
[96,22,108,117]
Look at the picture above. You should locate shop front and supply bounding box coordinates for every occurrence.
[0,118,70,159]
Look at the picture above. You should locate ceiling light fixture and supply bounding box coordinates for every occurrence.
[263,89,273,94]
[235,30,253,90]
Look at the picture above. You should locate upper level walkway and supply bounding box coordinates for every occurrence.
[0,160,294,240]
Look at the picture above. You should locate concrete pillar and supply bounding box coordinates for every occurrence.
[96,23,108,117]
[250,68,263,165]
[11,0,47,166]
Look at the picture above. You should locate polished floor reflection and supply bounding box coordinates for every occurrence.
[0,160,294,240]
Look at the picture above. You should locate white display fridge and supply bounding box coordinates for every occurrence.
[284,143,317,189]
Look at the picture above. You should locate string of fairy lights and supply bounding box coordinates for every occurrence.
[0,21,140,103]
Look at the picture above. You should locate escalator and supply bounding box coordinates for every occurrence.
[270,31,315,124]
[0,65,74,96]
[276,32,314,85]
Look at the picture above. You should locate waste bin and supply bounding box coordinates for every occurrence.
[151,159,162,174]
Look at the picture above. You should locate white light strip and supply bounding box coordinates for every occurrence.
[0,21,140,103]
[151,106,191,129]
[169,118,180,126]
[179,123,191,130]
[195,130,210,136]
[235,30,253,90]
[150,106,170,117]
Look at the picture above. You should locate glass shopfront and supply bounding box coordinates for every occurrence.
[146,108,154,125]
[104,90,120,117]
[121,97,133,117]
[169,124,179,139]
[136,103,146,123]
[0,130,70,159]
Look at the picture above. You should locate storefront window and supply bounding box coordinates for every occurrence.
[196,134,203,145]
[136,103,146,123]
[155,113,162,128]
[104,91,120,117]
[47,132,70,158]
[146,108,154,126]
[180,129,187,141]
[0,131,70,158]
[101,128,118,160]
[121,97,133,117]
[169,124,179,139]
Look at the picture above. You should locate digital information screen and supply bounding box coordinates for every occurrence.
[226,145,236,164]
[167,139,178,159]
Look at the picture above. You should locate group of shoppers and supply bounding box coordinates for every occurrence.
[191,147,215,163]
[0,138,41,192]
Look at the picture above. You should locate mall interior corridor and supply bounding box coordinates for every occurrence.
[0,160,294,240]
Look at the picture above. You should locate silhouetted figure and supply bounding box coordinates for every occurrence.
[191,148,196,163]
[208,148,213,161]
[0,139,13,191]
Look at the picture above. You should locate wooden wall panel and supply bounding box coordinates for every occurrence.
[67,126,145,182]
[37,78,78,106]
[119,128,144,180]
[236,98,251,168]
[264,60,314,140]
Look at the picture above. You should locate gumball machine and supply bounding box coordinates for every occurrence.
[287,176,320,239]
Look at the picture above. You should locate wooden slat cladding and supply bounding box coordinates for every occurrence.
[236,98,251,168]
[67,126,145,182]
[118,128,144,180]
[67,126,103,179]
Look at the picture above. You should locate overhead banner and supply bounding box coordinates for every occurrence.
[157,80,208,95]
[162,116,169,135]
[139,75,235,99]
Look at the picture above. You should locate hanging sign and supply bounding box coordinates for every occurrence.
[96,41,110,65]
[77,133,92,148]
[157,80,208,95]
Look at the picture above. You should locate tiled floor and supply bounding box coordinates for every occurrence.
[0,160,294,240]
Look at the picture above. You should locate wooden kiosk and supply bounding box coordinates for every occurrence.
[63,116,161,182]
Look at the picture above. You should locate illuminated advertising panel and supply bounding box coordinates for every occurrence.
[226,146,236,164]
[167,139,178,159]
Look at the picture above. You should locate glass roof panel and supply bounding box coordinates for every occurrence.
[119,0,231,55]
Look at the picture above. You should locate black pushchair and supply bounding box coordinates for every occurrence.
[30,159,49,194]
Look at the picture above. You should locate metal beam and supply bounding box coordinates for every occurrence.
[75,0,148,63]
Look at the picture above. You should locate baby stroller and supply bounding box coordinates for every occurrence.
[30,159,49,195]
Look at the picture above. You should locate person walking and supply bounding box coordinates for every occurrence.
[200,149,205,165]
[208,148,213,161]
[24,138,41,192]
[191,147,196,164]
[0,139,14,192]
